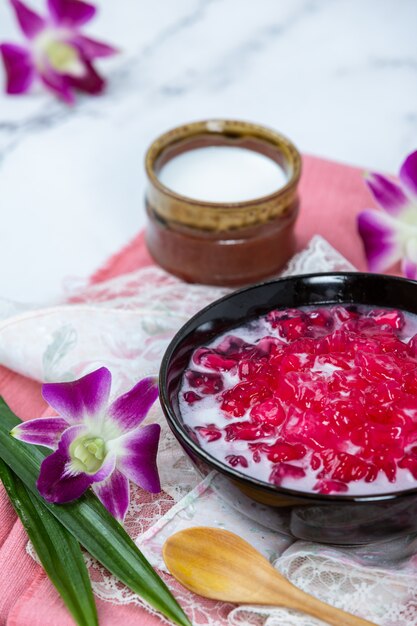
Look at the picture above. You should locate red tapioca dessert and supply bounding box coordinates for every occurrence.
[179,305,417,495]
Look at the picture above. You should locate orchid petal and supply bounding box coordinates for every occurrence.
[117,424,161,493]
[73,35,118,60]
[365,172,411,217]
[108,377,159,433]
[93,469,129,522]
[38,447,93,502]
[40,70,75,104]
[357,209,403,272]
[0,43,34,94]
[11,416,68,449]
[47,0,96,27]
[42,367,111,424]
[10,0,45,39]
[37,424,116,503]
[402,238,417,281]
[400,150,417,199]
[402,258,417,281]
[37,424,92,502]
[67,59,105,95]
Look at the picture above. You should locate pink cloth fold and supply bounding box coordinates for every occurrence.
[0,154,384,625]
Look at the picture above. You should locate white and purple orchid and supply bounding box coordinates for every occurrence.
[11,367,161,522]
[0,0,117,104]
[358,150,417,280]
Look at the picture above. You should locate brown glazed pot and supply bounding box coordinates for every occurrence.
[144,119,301,286]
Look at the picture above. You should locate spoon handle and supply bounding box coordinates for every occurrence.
[281,588,377,626]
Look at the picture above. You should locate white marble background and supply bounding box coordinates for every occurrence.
[0,0,416,302]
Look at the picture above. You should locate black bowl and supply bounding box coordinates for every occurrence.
[159,272,417,545]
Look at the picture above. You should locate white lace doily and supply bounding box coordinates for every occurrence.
[8,236,416,626]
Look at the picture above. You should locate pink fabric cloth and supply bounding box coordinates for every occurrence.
[0,154,385,625]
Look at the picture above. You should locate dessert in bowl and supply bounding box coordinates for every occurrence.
[159,273,417,545]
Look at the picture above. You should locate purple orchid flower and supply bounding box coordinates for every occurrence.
[357,150,417,280]
[0,0,117,104]
[11,367,161,522]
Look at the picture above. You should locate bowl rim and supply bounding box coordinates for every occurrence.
[159,271,417,503]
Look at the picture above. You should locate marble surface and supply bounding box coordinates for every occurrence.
[0,0,416,303]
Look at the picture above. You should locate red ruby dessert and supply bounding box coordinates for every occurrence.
[180,305,417,495]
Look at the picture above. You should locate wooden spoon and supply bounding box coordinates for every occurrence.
[163,527,377,626]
